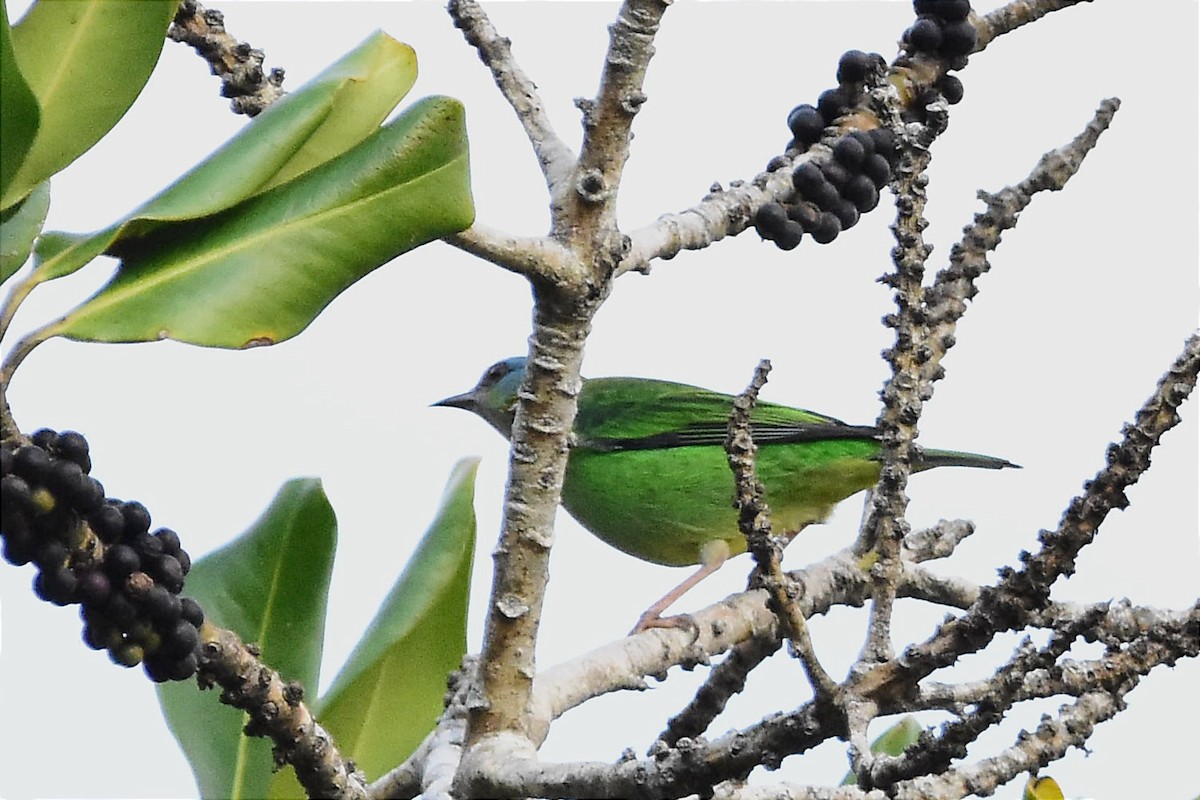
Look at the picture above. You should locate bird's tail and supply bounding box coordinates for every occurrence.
[915,448,1020,471]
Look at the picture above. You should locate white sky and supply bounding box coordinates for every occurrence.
[1,2,1197,799]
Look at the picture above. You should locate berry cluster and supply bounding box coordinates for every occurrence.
[1,430,203,682]
[783,49,883,152]
[756,126,899,250]
[904,0,977,60]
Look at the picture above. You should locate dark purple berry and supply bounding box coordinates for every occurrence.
[868,128,897,161]
[905,17,943,53]
[76,569,112,605]
[144,585,182,622]
[154,528,181,556]
[937,0,971,22]
[849,130,876,157]
[180,597,205,627]
[121,502,151,536]
[863,153,893,188]
[816,87,852,123]
[940,19,977,56]
[937,74,964,104]
[166,652,198,681]
[843,175,881,212]
[130,531,164,558]
[142,655,174,683]
[2,519,35,566]
[104,593,138,625]
[810,212,842,244]
[34,566,77,605]
[54,431,91,473]
[30,429,57,450]
[791,162,825,195]
[786,202,820,230]
[46,459,84,499]
[74,476,104,514]
[754,202,789,238]
[162,619,200,658]
[104,543,141,579]
[13,446,51,482]
[833,135,867,169]
[832,200,860,230]
[820,161,851,189]
[176,549,191,577]
[810,179,843,212]
[34,539,67,570]
[765,155,789,172]
[775,220,804,250]
[786,104,825,144]
[83,621,117,651]
[89,504,125,543]
[1,473,32,510]
[836,49,874,84]
[152,554,185,593]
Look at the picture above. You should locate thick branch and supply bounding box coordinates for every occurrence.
[977,0,1098,50]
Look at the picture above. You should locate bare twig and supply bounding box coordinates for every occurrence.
[446,0,574,187]
[976,0,1098,50]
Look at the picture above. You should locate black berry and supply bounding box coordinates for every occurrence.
[816,87,851,123]
[104,593,138,626]
[937,74,965,104]
[786,202,820,230]
[89,503,125,543]
[905,17,943,53]
[809,179,842,212]
[754,202,789,238]
[162,619,200,658]
[940,19,977,56]
[843,175,881,212]
[848,130,876,157]
[863,153,893,188]
[180,597,205,627]
[155,528,182,556]
[820,161,851,189]
[810,212,842,244]
[775,221,804,250]
[76,569,113,605]
[145,585,183,622]
[832,200,860,230]
[104,543,141,579]
[833,135,867,169]
[30,429,57,450]
[54,431,91,473]
[13,446,51,483]
[786,104,825,144]
[791,162,825,195]
[121,502,151,537]
[836,49,874,84]
[868,128,897,162]
[34,566,77,605]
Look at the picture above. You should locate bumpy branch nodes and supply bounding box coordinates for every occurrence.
[168,0,285,116]
[198,625,368,800]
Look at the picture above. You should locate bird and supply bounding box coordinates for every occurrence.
[434,356,1018,633]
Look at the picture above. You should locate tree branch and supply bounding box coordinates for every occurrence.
[445,0,575,187]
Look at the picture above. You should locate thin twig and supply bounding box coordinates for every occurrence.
[446,0,574,188]
[976,0,1098,50]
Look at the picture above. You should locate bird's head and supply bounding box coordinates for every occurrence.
[432,356,527,439]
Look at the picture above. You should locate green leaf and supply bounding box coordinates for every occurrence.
[2,0,177,211]
[841,716,923,785]
[50,95,474,348]
[315,458,478,780]
[157,479,337,800]
[1023,775,1065,800]
[31,31,419,283]
[0,181,49,284]
[0,1,39,202]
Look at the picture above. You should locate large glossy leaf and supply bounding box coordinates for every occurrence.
[31,31,419,283]
[1,0,177,211]
[48,95,474,348]
[0,1,39,202]
[157,479,337,800]
[314,458,478,781]
[841,716,923,785]
[0,181,49,284]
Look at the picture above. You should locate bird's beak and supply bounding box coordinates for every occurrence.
[431,391,477,411]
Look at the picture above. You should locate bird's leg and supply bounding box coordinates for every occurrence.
[630,541,731,635]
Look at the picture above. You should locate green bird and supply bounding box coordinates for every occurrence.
[435,357,1018,632]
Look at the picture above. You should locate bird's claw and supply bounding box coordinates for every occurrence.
[629,612,700,642]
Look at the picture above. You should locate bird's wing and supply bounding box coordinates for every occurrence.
[575,377,880,452]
